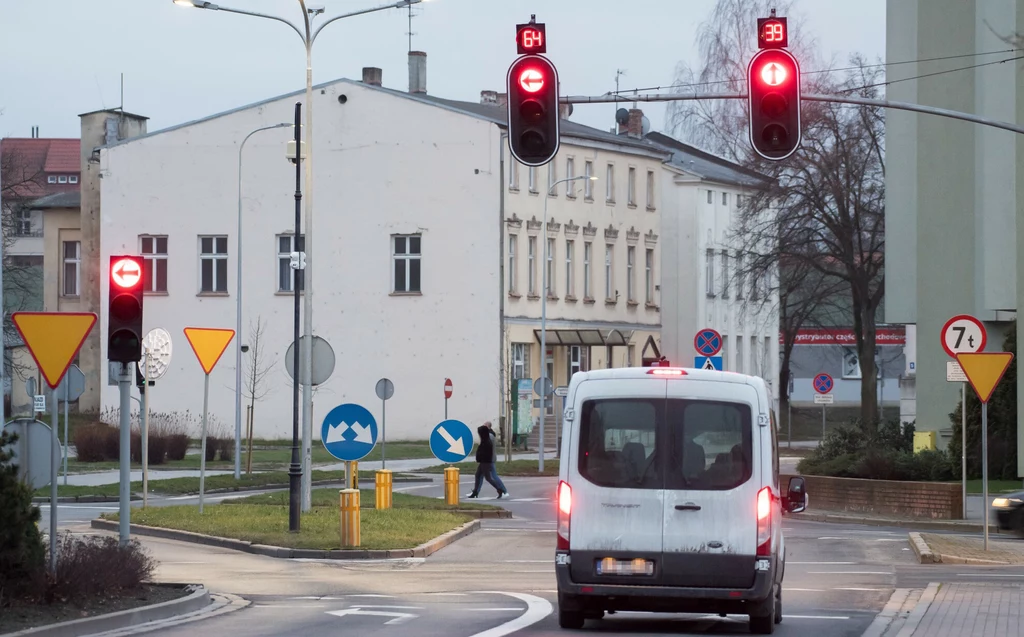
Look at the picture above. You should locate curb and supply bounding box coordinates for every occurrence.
[794,511,998,533]
[910,532,1013,566]
[0,584,210,637]
[89,518,481,560]
[33,495,141,503]
[859,588,911,637]
[895,582,940,637]
[908,532,937,564]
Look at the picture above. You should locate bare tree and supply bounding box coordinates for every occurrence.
[243,316,274,472]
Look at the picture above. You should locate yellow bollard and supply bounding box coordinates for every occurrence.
[375,469,393,509]
[444,466,460,506]
[350,461,359,489]
[340,488,361,548]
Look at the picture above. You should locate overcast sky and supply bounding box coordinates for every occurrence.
[0,0,885,140]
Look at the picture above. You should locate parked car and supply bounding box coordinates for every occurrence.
[992,492,1024,536]
[554,366,807,634]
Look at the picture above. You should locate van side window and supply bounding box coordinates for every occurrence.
[578,399,660,489]
[665,400,752,491]
[770,411,780,486]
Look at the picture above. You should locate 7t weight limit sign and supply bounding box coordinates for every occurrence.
[941,315,987,358]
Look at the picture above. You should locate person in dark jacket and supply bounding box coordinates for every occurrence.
[468,423,508,499]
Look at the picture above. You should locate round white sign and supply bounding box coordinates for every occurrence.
[140,328,174,379]
[941,315,987,358]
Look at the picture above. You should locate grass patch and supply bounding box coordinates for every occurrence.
[419,459,559,477]
[964,479,1024,495]
[101,504,470,550]
[224,488,499,511]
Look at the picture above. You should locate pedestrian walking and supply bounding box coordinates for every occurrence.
[485,421,509,497]
[468,423,508,499]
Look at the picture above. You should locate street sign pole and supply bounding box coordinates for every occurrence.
[822,403,826,439]
[49,388,58,573]
[62,381,69,485]
[199,371,210,514]
[962,381,967,520]
[142,348,150,508]
[381,395,386,470]
[982,400,989,550]
[118,362,132,546]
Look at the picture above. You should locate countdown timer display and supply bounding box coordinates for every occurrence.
[757,17,788,49]
[516,22,547,54]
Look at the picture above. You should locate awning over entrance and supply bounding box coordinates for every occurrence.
[531,329,634,346]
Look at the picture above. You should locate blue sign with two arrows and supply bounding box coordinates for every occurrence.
[429,419,474,464]
[321,403,378,462]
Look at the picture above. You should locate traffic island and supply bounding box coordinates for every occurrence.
[418,459,560,477]
[910,531,1024,565]
[92,489,494,559]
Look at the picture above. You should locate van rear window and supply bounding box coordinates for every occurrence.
[577,398,752,491]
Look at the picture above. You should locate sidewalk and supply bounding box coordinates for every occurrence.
[907,583,1024,636]
[914,532,1024,565]
[60,452,553,487]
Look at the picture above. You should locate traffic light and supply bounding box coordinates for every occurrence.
[108,255,144,363]
[507,53,560,166]
[747,47,801,160]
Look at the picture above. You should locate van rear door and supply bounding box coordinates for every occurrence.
[660,381,761,589]
[567,378,666,586]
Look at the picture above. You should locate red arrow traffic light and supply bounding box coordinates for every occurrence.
[108,255,144,363]
[507,54,560,166]
[748,48,801,160]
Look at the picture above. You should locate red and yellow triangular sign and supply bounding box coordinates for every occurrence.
[956,352,1014,404]
[12,312,97,389]
[183,327,235,375]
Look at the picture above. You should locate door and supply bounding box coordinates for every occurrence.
[661,381,761,589]
[568,378,666,585]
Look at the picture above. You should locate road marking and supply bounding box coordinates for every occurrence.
[784,615,851,620]
[462,608,526,612]
[809,571,890,575]
[502,560,551,563]
[291,596,345,600]
[816,536,848,540]
[470,592,553,637]
[784,588,824,592]
[956,573,1024,578]
[326,608,417,625]
[357,605,424,609]
[254,604,326,609]
[789,561,857,565]
[425,592,468,596]
[347,594,399,598]
[834,587,887,591]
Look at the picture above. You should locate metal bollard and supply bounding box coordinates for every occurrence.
[375,469,393,509]
[444,466,460,506]
[340,489,361,547]
[350,461,359,489]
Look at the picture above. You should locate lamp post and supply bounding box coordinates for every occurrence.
[234,122,292,480]
[539,175,596,473]
[175,0,424,508]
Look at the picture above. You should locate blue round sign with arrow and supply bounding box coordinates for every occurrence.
[429,419,474,464]
[321,403,378,462]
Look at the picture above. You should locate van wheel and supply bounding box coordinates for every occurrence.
[748,590,776,635]
[558,608,585,629]
[774,586,783,624]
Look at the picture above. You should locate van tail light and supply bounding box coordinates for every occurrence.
[557,480,572,550]
[647,368,687,376]
[756,486,772,557]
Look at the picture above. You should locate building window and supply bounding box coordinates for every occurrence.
[566,158,576,198]
[705,248,715,297]
[605,244,614,299]
[707,190,714,204]
[508,235,517,294]
[528,236,537,296]
[646,170,655,210]
[546,237,555,296]
[583,241,592,298]
[722,192,729,206]
[58,175,67,184]
[565,240,575,297]
[627,167,636,206]
[199,235,228,294]
[140,235,168,293]
[509,159,519,191]
[547,162,557,196]
[606,164,615,202]
[584,161,594,200]
[528,166,537,193]
[645,248,654,303]
[721,250,730,298]
[14,209,32,236]
[392,235,422,293]
[567,345,588,380]
[47,176,56,184]
[69,175,78,184]
[277,234,306,292]
[62,241,80,297]
[735,250,745,300]
[512,343,531,379]
[626,246,636,301]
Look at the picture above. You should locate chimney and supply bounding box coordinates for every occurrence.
[559,103,573,120]
[480,90,498,104]
[408,51,427,94]
[627,108,644,139]
[362,67,383,87]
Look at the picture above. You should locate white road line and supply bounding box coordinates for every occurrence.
[784,588,824,592]
[462,608,525,612]
[789,561,857,565]
[784,615,851,620]
[425,593,468,596]
[809,571,890,575]
[291,596,345,600]
[347,594,398,598]
[816,537,848,540]
[834,587,886,591]
[356,605,424,610]
[503,560,551,563]
[956,573,1024,578]
[470,592,553,637]
[253,604,325,609]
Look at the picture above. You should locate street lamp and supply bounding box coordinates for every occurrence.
[233,122,292,480]
[538,175,597,473]
[175,0,424,510]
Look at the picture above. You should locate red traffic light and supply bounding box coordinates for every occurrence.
[111,257,143,290]
[759,61,789,87]
[747,48,801,161]
[507,53,560,167]
[518,68,546,93]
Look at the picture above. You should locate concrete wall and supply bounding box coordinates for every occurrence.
[97,81,501,441]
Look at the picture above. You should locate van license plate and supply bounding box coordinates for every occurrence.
[596,558,654,576]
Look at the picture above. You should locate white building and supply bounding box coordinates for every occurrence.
[650,132,779,400]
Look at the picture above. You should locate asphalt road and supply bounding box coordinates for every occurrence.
[56,473,1024,636]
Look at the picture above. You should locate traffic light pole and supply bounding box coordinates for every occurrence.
[561,92,1024,137]
[118,362,132,546]
[289,101,303,534]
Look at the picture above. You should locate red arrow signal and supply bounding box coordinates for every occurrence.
[111,257,142,289]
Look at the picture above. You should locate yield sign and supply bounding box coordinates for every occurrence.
[12,312,97,389]
[183,327,235,375]
[111,257,142,288]
[956,352,1014,404]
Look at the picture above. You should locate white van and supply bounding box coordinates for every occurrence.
[554,366,807,634]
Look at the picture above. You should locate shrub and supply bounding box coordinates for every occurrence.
[103,426,120,461]
[205,438,219,462]
[165,434,189,461]
[37,533,154,603]
[147,435,167,466]
[0,430,45,606]
[72,424,110,463]
[217,439,233,462]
